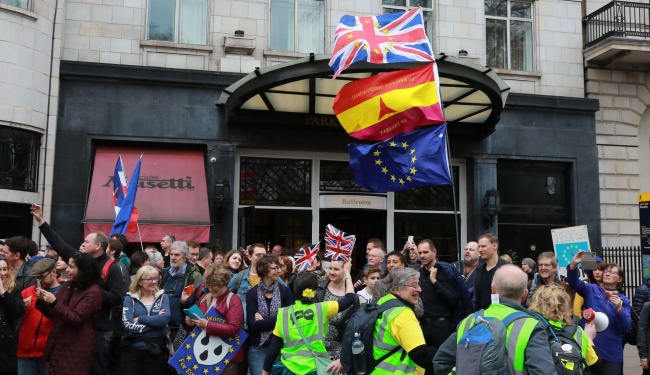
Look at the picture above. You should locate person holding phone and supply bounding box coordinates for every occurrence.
[121,265,170,375]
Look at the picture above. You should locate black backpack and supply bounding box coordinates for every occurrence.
[340,298,405,374]
[529,311,586,375]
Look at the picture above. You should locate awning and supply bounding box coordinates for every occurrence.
[217,54,510,139]
[83,146,211,242]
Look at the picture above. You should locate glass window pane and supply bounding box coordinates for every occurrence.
[148,0,175,42]
[0,126,40,192]
[382,0,407,6]
[383,7,404,14]
[410,0,432,8]
[485,0,507,17]
[239,157,311,207]
[297,0,324,54]
[179,0,207,45]
[270,0,296,51]
[395,166,459,211]
[510,1,531,19]
[394,212,460,261]
[510,20,533,71]
[486,18,507,69]
[319,161,368,192]
[1,0,29,9]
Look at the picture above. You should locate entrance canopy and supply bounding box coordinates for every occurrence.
[217,54,510,139]
[83,146,211,242]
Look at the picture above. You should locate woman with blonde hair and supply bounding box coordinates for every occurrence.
[528,283,601,374]
[121,265,171,375]
[0,254,25,375]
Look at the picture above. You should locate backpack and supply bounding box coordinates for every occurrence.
[528,311,586,375]
[340,298,405,374]
[436,261,473,326]
[455,310,528,375]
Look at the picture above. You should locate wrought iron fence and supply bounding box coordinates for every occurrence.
[584,1,650,47]
[602,245,643,299]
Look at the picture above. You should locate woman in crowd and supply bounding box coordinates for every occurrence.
[121,265,170,375]
[373,251,424,317]
[307,252,327,281]
[261,264,356,375]
[147,250,164,272]
[372,267,437,375]
[315,259,360,362]
[573,257,605,321]
[0,254,25,375]
[55,256,70,281]
[567,251,631,375]
[528,284,601,373]
[278,256,294,285]
[185,265,244,375]
[402,243,420,269]
[37,251,102,375]
[129,251,150,281]
[246,255,294,375]
[225,249,244,275]
[213,251,225,265]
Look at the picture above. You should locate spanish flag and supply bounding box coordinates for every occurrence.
[333,63,445,141]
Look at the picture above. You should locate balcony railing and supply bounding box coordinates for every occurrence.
[584,1,650,48]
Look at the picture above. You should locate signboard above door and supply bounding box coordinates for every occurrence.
[319,195,387,210]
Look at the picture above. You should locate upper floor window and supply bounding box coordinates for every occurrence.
[0,126,40,192]
[382,0,433,37]
[269,0,324,54]
[147,0,207,45]
[485,0,533,71]
[1,0,29,9]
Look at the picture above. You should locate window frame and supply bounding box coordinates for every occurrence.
[381,0,435,40]
[0,0,30,11]
[268,0,325,54]
[145,0,208,45]
[485,0,535,72]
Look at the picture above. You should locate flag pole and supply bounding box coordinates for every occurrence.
[136,222,144,252]
[445,129,462,270]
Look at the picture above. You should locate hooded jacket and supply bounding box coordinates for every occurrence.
[122,289,171,349]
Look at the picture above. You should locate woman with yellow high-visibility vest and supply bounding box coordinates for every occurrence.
[261,262,356,375]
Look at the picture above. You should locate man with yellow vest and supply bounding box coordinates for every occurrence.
[433,264,556,375]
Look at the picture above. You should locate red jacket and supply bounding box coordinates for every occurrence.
[198,288,245,363]
[18,285,57,358]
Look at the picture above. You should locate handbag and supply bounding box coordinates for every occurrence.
[289,307,335,375]
[172,327,189,351]
[624,308,640,346]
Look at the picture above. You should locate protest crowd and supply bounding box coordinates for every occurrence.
[2,203,649,375]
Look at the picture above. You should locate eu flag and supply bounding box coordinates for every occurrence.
[348,124,452,192]
[168,306,248,375]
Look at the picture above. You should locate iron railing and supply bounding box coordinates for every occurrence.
[602,245,643,299]
[584,1,650,47]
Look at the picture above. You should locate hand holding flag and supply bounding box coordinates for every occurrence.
[294,243,320,272]
[324,224,356,261]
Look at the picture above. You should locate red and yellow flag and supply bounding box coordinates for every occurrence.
[333,63,445,141]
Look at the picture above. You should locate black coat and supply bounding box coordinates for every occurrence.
[0,287,26,373]
[634,275,650,316]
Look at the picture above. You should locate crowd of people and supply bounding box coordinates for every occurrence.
[0,203,647,374]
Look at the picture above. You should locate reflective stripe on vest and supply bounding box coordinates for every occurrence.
[277,302,330,374]
[549,320,588,359]
[371,295,416,375]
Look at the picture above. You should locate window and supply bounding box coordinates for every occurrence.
[239,157,311,207]
[269,0,325,53]
[147,0,207,45]
[0,0,29,9]
[485,0,533,71]
[382,0,433,37]
[0,126,40,192]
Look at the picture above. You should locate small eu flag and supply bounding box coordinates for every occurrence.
[348,124,452,193]
[168,306,248,375]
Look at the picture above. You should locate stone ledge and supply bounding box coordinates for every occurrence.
[139,40,214,53]
[0,2,37,20]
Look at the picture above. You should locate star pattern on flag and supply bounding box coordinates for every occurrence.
[371,144,421,188]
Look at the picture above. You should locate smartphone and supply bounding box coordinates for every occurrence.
[36,279,42,291]
[183,284,195,295]
[581,252,597,270]
[407,236,414,245]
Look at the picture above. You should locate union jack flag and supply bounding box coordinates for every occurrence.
[329,8,434,78]
[294,242,320,272]
[324,224,356,261]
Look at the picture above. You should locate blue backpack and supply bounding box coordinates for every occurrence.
[456,310,528,374]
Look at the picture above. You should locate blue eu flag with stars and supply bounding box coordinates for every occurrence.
[348,124,452,193]
[169,306,248,375]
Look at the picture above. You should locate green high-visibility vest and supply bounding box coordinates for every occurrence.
[277,301,331,375]
[370,294,417,375]
[548,320,589,362]
[456,304,540,375]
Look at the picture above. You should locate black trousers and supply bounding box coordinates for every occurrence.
[119,347,169,375]
[421,317,453,375]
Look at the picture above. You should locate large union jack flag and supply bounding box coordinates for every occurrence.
[294,242,320,272]
[329,8,434,78]
[324,224,356,261]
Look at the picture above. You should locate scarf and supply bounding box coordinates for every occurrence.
[257,281,281,346]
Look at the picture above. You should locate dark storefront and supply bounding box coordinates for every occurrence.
[51,60,601,264]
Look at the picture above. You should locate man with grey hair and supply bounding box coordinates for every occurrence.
[159,240,202,341]
[525,251,572,307]
[433,265,556,375]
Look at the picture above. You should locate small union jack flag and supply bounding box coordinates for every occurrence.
[324,224,356,261]
[329,7,434,78]
[294,242,320,272]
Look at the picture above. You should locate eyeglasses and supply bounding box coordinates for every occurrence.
[538,263,553,269]
[141,278,160,283]
[603,270,620,275]
[405,284,421,290]
[268,266,281,271]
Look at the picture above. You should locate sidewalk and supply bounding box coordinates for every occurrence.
[625,343,642,375]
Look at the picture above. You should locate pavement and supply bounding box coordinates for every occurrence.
[625,343,643,375]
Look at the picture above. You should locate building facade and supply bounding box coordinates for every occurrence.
[1,0,603,265]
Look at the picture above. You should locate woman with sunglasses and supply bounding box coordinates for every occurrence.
[567,251,631,375]
[121,266,170,375]
[0,254,25,375]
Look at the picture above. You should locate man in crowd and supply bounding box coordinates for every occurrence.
[525,251,572,307]
[3,236,36,291]
[106,239,130,294]
[187,240,201,267]
[417,239,458,353]
[145,245,164,271]
[354,246,385,289]
[195,247,213,274]
[31,203,124,375]
[159,240,202,341]
[110,233,130,267]
[18,257,61,374]
[474,233,508,311]
[521,257,536,281]
[434,265,556,375]
[271,244,283,256]
[453,241,481,289]
[160,234,175,268]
